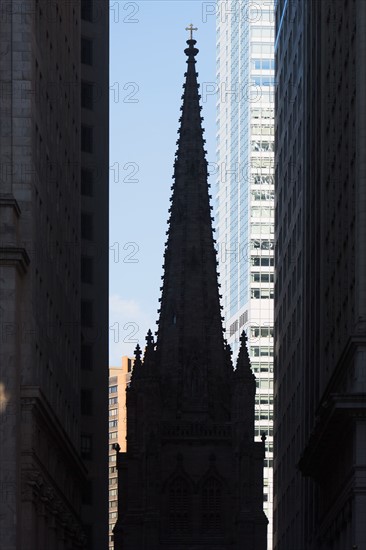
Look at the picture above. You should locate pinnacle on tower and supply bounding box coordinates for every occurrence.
[130,343,142,381]
[143,328,156,366]
[235,330,255,379]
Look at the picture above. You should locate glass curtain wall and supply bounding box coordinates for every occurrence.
[215,2,275,546]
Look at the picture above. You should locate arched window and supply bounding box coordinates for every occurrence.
[201,477,223,533]
[168,477,191,534]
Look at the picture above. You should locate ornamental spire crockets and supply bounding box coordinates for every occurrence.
[154,31,232,419]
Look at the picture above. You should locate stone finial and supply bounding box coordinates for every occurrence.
[113,443,121,453]
[235,330,253,375]
[146,329,154,346]
[134,344,142,365]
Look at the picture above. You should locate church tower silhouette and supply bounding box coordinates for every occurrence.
[113,33,268,550]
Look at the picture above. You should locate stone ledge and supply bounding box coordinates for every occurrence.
[0,246,30,273]
[0,196,21,216]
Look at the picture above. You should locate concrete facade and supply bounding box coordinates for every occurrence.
[0,2,109,548]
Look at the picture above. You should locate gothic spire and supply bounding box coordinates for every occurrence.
[235,331,255,383]
[155,35,231,418]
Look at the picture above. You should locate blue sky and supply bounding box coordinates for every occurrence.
[109,1,217,364]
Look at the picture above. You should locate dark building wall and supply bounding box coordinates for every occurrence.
[0,2,85,548]
[274,0,306,548]
[275,1,366,549]
[80,1,109,548]
[0,1,109,548]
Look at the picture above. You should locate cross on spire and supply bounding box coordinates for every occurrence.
[185,23,198,40]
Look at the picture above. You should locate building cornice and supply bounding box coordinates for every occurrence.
[0,246,30,274]
[21,386,88,478]
[0,195,21,216]
[298,393,366,478]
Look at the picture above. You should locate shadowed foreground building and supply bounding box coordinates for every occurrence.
[0,1,109,548]
[274,0,366,549]
[113,36,267,550]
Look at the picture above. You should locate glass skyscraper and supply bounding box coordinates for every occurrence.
[215,2,275,546]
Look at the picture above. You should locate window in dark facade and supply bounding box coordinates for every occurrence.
[81,212,93,240]
[81,344,93,370]
[168,477,191,534]
[81,389,93,415]
[81,0,93,21]
[81,300,93,327]
[81,81,93,110]
[83,524,93,549]
[81,434,93,459]
[81,37,93,65]
[81,125,93,153]
[81,255,93,284]
[201,477,223,533]
[81,168,93,196]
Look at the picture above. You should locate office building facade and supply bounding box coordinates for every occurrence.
[0,1,109,548]
[275,0,366,548]
[215,2,275,545]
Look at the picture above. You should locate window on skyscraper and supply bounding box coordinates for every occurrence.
[81,81,94,110]
[81,212,93,240]
[81,434,93,459]
[81,344,93,370]
[81,168,93,196]
[81,300,93,327]
[81,390,93,416]
[81,125,93,153]
[81,0,93,21]
[81,37,93,65]
[81,256,93,284]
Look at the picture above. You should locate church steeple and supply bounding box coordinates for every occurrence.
[155,34,231,418]
[114,33,268,550]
